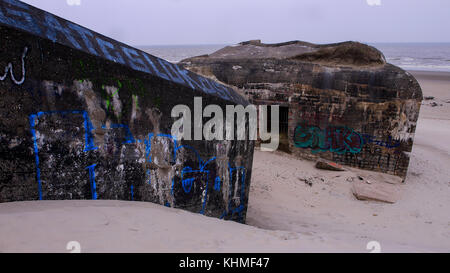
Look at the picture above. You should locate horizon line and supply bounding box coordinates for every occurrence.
[135,41,450,47]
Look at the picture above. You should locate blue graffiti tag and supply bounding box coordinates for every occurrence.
[29,110,99,200]
[362,134,401,149]
[86,164,98,200]
[220,164,246,221]
[173,155,217,215]
[214,177,221,191]
[182,177,195,193]
[130,185,134,201]
[28,109,247,218]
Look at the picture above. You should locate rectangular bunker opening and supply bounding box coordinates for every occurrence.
[278,106,289,153]
[262,105,289,153]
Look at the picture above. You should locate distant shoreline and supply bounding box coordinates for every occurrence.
[407,70,450,82]
[139,43,450,73]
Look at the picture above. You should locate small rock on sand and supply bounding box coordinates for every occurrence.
[430,102,442,107]
[315,160,345,171]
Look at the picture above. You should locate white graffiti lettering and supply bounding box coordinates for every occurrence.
[0,47,28,85]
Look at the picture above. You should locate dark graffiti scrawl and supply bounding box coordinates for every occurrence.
[362,134,401,149]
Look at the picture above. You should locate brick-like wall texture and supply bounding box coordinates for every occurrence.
[0,0,254,222]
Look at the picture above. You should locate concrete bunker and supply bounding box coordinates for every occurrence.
[180,40,423,179]
[0,0,254,222]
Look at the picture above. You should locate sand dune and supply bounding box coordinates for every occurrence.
[0,71,449,253]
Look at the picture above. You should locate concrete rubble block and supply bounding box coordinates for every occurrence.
[351,179,401,204]
[315,159,345,171]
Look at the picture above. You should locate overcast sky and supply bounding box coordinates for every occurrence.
[20,0,450,46]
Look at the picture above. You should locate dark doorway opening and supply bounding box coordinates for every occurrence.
[263,105,289,153]
[279,106,289,152]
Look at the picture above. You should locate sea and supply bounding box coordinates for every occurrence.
[138,43,450,72]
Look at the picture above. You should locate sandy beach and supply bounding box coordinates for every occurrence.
[0,70,449,253]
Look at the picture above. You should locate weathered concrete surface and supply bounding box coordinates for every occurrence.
[180,40,423,179]
[0,0,254,222]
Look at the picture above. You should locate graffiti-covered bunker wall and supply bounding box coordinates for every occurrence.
[0,0,254,222]
[181,40,423,179]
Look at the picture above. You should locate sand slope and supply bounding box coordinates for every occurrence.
[0,71,449,253]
